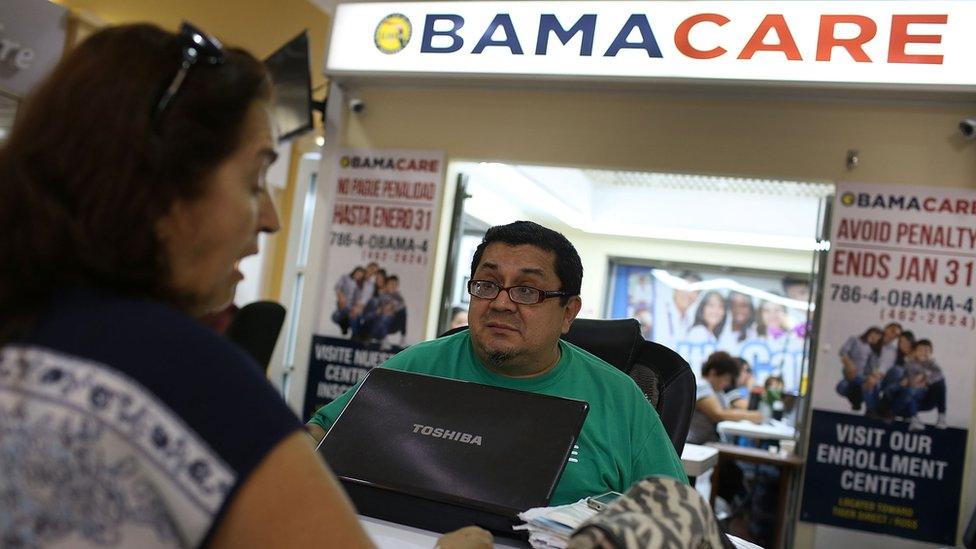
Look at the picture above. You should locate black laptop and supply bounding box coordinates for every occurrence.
[317,368,589,536]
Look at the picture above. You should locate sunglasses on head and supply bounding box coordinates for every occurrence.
[153,22,225,121]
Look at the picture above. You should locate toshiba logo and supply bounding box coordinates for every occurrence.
[412,423,483,446]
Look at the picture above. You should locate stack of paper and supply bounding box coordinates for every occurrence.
[514,499,598,549]
[515,498,764,549]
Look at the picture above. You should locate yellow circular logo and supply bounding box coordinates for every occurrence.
[374,14,411,54]
[340,156,350,168]
[840,192,855,206]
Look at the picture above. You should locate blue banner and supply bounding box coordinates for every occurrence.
[803,182,976,544]
[301,335,402,421]
[800,409,965,545]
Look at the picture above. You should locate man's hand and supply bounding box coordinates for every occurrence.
[435,526,493,549]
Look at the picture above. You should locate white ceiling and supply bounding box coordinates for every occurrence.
[458,162,834,251]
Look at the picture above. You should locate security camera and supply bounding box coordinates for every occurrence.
[349,98,365,114]
[960,117,976,139]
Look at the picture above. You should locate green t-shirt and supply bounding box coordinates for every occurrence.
[309,330,687,506]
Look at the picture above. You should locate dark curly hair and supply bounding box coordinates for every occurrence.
[701,351,741,379]
[470,220,582,305]
[0,23,271,340]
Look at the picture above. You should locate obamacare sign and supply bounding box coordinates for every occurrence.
[326,1,976,89]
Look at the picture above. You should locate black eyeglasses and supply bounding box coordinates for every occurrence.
[153,22,225,121]
[467,279,572,305]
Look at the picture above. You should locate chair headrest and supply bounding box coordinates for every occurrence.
[561,318,643,373]
[225,300,286,370]
[440,319,644,374]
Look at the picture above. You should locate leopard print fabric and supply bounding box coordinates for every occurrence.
[568,476,735,549]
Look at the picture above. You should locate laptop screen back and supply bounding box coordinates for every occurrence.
[318,368,589,515]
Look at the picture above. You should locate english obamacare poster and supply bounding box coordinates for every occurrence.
[302,148,444,420]
[800,182,975,544]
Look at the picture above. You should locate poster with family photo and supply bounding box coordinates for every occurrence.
[800,182,974,545]
[607,262,812,392]
[302,148,444,419]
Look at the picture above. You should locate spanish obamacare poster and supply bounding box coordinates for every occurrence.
[302,148,444,420]
[800,182,975,545]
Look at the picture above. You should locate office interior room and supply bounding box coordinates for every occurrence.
[275,77,976,545]
[6,0,976,548]
[276,5,976,547]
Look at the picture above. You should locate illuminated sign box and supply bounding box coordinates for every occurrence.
[327,1,976,90]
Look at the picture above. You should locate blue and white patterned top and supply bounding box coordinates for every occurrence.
[0,289,301,547]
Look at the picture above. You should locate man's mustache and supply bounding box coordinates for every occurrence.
[483,313,521,330]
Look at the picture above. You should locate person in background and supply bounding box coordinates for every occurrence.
[349,268,388,342]
[627,273,655,339]
[686,290,727,345]
[762,375,786,420]
[754,297,798,385]
[720,291,756,350]
[653,270,702,347]
[725,357,755,410]
[781,276,811,304]
[347,262,380,328]
[449,306,469,329]
[332,266,366,334]
[364,274,407,347]
[781,276,811,327]
[763,376,784,395]
[875,322,903,374]
[688,352,763,446]
[835,326,883,410]
[909,339,947,429]
[0,23,486,549]
[860,322,903,416]
[687,352,761,513]
[755,298,793,342]
[872,331,917,424]
[894,330,917,367]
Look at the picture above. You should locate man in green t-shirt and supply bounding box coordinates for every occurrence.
[308,221,687,505]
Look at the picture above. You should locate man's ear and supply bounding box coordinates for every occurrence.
[560,296,583,334]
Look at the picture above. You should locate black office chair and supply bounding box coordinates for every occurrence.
[225,300,287,375]
[563,318,695,455]
[440,318,695,455]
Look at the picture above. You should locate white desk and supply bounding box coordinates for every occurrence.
[681,443,719,477]
[362,509,759,549]
[717,419,795,441]
[359,515,527,548]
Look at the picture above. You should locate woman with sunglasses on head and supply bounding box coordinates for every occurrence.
[0,24,489,549]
